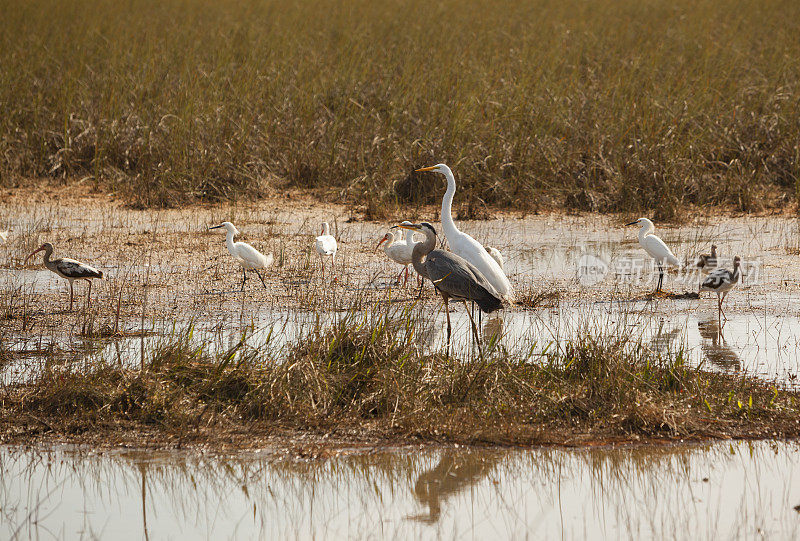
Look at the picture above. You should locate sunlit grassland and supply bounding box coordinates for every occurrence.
[1,0,799,216]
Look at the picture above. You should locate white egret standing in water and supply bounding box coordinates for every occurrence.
[415,164,513,302]
[208,222,273,291]
[626,217,680,292]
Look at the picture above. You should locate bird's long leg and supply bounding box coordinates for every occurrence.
[69,280,74,312]
[417,277,425,299]
[87,279,92,310]
[404,266,409,286]
[443,294,451,356]
[464,301,483,358]
[395,267,404,285]
[240,267,247,291]
[720,291,728,320]
[717,294,723,329]
[320,256,325,281]
[657,264,664,292]
[254,269,267,289]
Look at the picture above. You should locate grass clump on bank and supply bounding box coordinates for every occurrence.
[1,0,799,216]
[2,306,799,448]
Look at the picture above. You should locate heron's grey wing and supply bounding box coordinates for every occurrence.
[56,258,103,279]
[426,250,501,302]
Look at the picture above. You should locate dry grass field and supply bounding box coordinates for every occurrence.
[1,0,799,217]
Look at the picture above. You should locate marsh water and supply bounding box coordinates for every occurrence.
[2,440,800,540]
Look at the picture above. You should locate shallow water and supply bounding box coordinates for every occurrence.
[2,440,800,540]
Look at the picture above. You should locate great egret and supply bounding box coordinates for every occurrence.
[208,222,273,291]
[376,228,420,285]
[696,245,718,274]
[700,256,741,328]
[315,221,338,278]
[24,242,103,311]
[396,221,502,352]
[415,164,513,302]
[626,217,680,292]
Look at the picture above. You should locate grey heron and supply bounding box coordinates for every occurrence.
[25,242,103,311]
[396,221,503,352]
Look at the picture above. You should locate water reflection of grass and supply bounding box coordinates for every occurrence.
[2,299,800,449]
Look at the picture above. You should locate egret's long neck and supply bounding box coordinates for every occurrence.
[322,223,330,236]
[440,168,459,239]
[403,229,415,244]
[411,230,435,278]
[638,223,652,244]
[225,229,237,254]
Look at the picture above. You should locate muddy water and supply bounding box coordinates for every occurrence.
[2,441,799,540]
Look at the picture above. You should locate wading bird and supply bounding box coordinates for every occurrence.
[485,246,504,271]
[700,256,741,328]
[315,221,338,279]
[208,222,273,291]
[415,164,514,302]
[626,217,680,292]
[696,244,718,274]
[24,242,103,311]
[396,222,502,352]
[376,228,420,285]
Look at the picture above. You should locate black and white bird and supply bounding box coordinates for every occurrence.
[396,221,502,351]
[696,244,718,274]
[700,256,741,328]
[25,242,103,311]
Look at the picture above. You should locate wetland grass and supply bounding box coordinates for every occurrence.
[3,304,800,449]
[1,0,799,216]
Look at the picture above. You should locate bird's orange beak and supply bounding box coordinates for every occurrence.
[24,245,45,265]
[375,234,390,252]
[415,165,437,172]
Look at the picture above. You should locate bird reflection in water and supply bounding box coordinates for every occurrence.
[698,317,741,370]
[482,315,504,347]
[410,451,498,524]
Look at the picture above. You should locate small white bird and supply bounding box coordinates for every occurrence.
[208,221,273,291]
[626,217,680,292]
[376,228,419,285]
[315,221,338,279]
[24,242,103,311]
[415,164,514,302]
[485,246,505,272]
[700,256,741,328]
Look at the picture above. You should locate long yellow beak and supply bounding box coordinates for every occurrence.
[415,166,438,172]
[397,224,419,232]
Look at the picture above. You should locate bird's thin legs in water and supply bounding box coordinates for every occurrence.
[657,264,664,292]
[319,255,325,281]
[254,269,267,289]
[443,295,452,356]
[463,301,483,358]
[87,279,92,310]
[69,280,74,312]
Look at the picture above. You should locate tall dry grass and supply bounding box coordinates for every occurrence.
[1,0,799,216]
